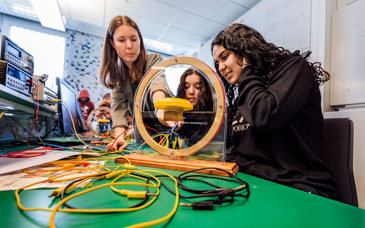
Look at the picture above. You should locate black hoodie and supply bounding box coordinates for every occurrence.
[227,55,336,198]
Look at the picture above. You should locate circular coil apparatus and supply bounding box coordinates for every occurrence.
[134,56,225,157]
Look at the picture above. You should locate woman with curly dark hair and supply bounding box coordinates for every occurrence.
[211,23,335,198]
[175,67,214,146]
[176,67,213,111]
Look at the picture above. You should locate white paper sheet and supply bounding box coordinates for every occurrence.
[0,150,80,175]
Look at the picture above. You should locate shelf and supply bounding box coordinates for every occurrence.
[0,84,57,118]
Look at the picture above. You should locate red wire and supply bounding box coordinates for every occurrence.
[106,125,163,153]
[145,125,162,141]
[105,126,134,153]
[0,146,53,158]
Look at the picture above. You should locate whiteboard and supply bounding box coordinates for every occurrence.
[236,0,311,52]
[330,0,365,106]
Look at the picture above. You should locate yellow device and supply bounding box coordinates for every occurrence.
[154,98,193,122]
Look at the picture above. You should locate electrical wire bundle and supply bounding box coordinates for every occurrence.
[15,155,180,228]
[15,153,250,227]
[151,123,187,149]
[155,167,250,210]
[134,124,187,152]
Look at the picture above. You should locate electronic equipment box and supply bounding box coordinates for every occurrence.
[1,35,34,75]
[32,75,58,104]
[0,35,34,96]
[0,60,32,96]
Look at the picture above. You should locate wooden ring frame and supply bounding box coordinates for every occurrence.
[134,56,225,157]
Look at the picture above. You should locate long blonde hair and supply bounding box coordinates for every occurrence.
[99,15,147,88]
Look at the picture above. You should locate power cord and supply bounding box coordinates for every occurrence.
[177,167,250,210]
[141,167,250,210]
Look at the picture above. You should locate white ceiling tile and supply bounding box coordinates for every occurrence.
[213,1,249,25]
[63,0,105,27]
[197,20,226,40]
[162,26,205,49]
[104,7,140,27]
[170,11,206,35]
[183,0,228,19]
[156,0,189,8]
[138,17,167,39]
[106,0,145,15]
[141,0,179,25]
[230,0,261,8]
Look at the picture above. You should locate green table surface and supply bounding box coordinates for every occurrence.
[0,150,364,228]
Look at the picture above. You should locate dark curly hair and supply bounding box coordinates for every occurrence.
[176,67,214,111]
[211,23,330,114]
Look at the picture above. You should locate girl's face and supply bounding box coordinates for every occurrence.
[110,25,140,68]
[212,44,242,85]
[184,73,202,106]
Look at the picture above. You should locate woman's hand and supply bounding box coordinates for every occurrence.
[107,127,128,151]
[155,109,183,130]
[152,91,183,130]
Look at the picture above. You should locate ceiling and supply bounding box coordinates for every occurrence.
[0,0,261,56]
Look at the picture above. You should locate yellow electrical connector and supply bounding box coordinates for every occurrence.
[106,170,124,179]
[62,163,76,168]
[119,190,157,199]
[123,164,135,170]
[49,186,65,198]
[49,182,79,198]
[178,137,183,148]
[165,138,169,148]
[172,137,177,149]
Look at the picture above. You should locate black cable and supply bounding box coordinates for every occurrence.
[141,168,250,204]
[177,168,247,191]
[42,118,61,138]
[59,168,250,211]
[60,178,83,209]
[60,173,153,210]
[176,168,250,210]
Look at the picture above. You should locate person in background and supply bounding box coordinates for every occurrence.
[96,99,113,135]
[102,92,112,106]
[176,67,213,111]
[102,92,133,126]
[211,23,336,198]
[99,15,173,151]
[77,89,95,121]
[175,67,214,146]
[96,99,112,121]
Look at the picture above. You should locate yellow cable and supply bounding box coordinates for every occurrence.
[49,169,178,228]
[136,134,170,153]
[48,181,160,228]
[47,170,110,182]
[126,169,180,228]
[110,170,160,195]
[15,153,179,228]
[0,111,5,119]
